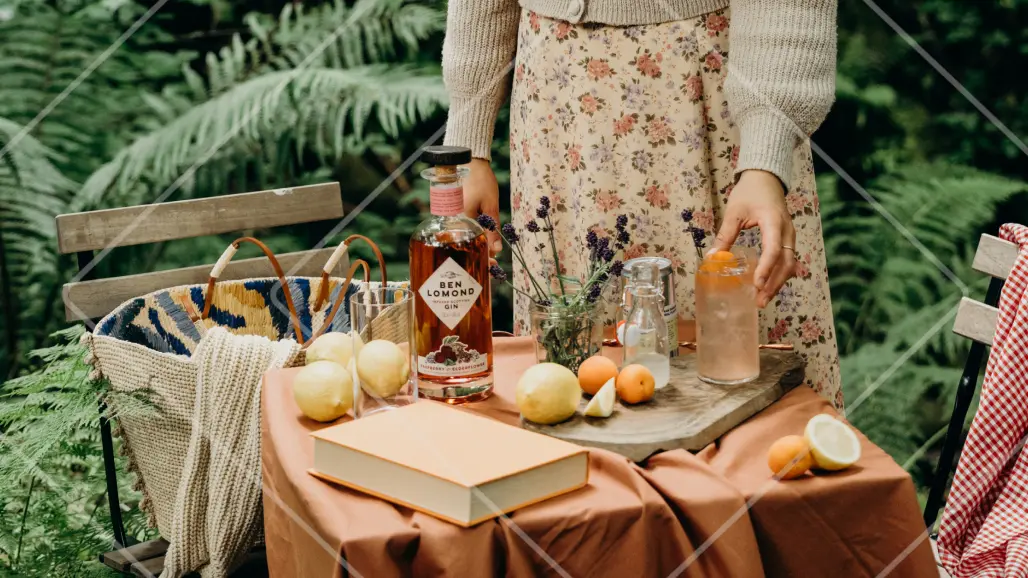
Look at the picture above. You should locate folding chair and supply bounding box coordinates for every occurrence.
[55,183,346,576]
[923,233,1020,529]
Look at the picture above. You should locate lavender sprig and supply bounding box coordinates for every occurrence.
[682,209,706,257]
[689,225,707,255]
[476,214,497,231]
[492,218,547,300]
[489,264,537,301]
[614,214,631,250]
[610,260,624,277]
[537,196,566,296]
[501,223,520,244]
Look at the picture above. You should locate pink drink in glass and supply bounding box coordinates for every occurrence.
[695,248,760,384]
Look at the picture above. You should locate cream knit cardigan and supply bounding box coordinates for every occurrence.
[441,0,837,190]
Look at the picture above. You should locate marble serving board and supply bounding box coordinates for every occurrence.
[521,350,805,463]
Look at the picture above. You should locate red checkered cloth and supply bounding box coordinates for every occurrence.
[937,223,1028,577]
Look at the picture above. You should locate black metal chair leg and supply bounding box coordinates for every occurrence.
[99,401,128,548]
[923,340,987,529]
[77,249,130,549]
[923,277,1005,529]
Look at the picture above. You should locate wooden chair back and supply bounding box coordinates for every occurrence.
[56,183,347,321]
[924,232,1019,531]
[952,234,1019,346]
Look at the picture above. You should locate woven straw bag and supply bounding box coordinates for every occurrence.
[80,235,407,538]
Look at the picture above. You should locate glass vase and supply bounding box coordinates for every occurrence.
[529,300,604,374]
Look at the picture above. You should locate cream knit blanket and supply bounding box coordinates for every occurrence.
[161,328,300,577]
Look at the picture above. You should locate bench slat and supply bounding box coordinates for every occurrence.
[100,538,169,572]
[952,297,998,346]
[56,183,342,254]
[972,234,1019,280]
[129,555,165,577]
[64,246,349,321]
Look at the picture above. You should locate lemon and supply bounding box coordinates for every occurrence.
[804,414,861,470]
[584,377,615,418]
[293,361,353,422]
[356,339,410,398]
[516,363,581,425]
[305,332,354,367]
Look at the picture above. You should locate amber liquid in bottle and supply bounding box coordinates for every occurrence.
[410,147,493,403]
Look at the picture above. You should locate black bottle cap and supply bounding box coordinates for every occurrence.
[421,146,472,166]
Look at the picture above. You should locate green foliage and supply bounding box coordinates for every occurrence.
[0,0,191,378]
[824,166,1028,483]
[823,165,1027,354]
[78,0,447,208]
[0,117,75,379]
[0,0,188,182]
[0,326,155,577]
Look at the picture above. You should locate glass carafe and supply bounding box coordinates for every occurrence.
[622,261,671,389]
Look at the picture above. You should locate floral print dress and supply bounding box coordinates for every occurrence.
[509,8,843,407]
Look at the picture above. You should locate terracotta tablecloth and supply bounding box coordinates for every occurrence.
[262,338,936,577]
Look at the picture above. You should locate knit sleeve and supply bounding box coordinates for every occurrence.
[725,0,837,190]
[441,0,521,160]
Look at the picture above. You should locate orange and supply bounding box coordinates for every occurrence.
[708,250,736,262]
[577,355,619,395]
[697,251,744,289]
[767,435,814,480]
[615,364,655,404]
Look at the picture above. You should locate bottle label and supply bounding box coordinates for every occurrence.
[430,185,464,216]
[418,257,482,329]
[419,335,488,376]
[665,303,679,357]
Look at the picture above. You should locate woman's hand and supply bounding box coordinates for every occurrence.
[463,158,503,257]
[712,170,797,308]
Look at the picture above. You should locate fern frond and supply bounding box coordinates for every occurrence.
[79,65,446,206]
[823,164,1026,351]
[0,2,187,182]
[74,0,445,208]
[826,164,1027,477]
[0,117,75,374]
[0,327,157,576]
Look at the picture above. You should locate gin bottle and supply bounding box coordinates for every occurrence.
[409,146,493,402]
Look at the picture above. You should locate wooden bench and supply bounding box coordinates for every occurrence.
[924,232,1019,529]
[55,183,346,576]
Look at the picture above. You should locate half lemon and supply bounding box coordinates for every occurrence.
[584,378,616,418]
[804,414,861,471]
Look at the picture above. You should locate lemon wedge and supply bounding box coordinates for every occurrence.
[804,414,861,470]
[584,377,616,418]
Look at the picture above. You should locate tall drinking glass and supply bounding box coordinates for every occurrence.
[350,286,417,418]
[694,248,759,384]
